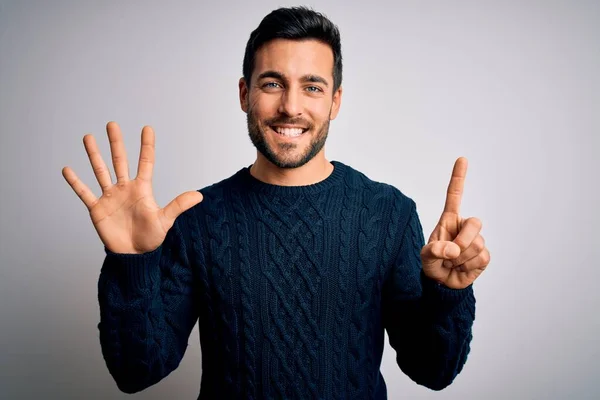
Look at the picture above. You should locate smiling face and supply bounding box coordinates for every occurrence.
[239,38,342,169]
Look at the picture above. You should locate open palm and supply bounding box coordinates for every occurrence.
[62,122,203,254]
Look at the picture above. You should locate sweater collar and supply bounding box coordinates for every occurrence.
[236,160,347,196]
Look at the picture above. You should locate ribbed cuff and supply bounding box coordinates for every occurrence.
[102,245,163,293]
[421,271,476,315]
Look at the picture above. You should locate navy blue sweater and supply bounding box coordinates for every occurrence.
[97,161,476,399]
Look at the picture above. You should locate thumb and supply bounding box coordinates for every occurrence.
[421,241,461,266]
[163,190,204,223]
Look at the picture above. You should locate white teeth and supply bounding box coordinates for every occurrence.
[274,127,304,137]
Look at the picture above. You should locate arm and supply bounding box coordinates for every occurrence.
[382,203,476,390]
[97,212,199,394]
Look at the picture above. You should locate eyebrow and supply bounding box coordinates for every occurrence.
[256,70,330,87]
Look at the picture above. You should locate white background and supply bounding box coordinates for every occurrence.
[1,0,598,398]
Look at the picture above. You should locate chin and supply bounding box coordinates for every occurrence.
[249,120,327,170]
[266,153,312,169]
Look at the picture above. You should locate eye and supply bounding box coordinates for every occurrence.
[262,82,282,89]
[306,86,323,93]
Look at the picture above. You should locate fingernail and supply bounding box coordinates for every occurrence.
[443,260,453,269]
[443,247,452,258]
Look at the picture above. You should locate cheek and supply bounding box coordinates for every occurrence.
[250,93,279,115]
[307,102,332,122]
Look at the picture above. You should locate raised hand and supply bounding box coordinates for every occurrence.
[62,121,203,254]
[420,157,490,289]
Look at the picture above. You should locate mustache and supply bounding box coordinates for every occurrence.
[264,116,313,130]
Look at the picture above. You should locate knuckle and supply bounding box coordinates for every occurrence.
[473,237,485,252]
[468,217,482,230]
[454,239,467,250]
[480,250,491,265]
[175,197,184,212]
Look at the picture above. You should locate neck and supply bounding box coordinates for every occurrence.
[250,152,334,186]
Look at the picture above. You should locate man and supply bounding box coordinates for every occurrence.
[62,6,490,399]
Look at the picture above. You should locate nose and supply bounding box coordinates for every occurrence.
[278,88,302,117]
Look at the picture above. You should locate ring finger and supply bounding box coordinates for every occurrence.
[457,248,490,272]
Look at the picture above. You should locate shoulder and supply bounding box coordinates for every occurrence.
[198,167,246,198]
[338,161,417,212]
[179,167,248,223]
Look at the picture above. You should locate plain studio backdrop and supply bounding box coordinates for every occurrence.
[1,0,598,399]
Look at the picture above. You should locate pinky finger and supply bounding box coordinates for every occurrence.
[62,167,98,210]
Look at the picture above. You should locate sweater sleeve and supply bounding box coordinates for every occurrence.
[97,212,199,394]
[382,201,476,391]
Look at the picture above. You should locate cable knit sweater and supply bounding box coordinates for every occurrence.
[97,161,476,399]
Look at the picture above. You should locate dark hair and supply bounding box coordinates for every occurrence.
[242,6,343,91]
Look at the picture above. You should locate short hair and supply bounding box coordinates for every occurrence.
[242,6,343,92]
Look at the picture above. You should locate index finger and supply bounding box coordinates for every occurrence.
[443,157,468,215]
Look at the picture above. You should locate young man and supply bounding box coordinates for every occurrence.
[62,6,490,399]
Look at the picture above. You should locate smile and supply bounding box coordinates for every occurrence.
[270,126,308,138]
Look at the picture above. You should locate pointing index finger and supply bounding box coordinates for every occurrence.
[443,157,468,215]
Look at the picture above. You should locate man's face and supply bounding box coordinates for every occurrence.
[239,39,342,169]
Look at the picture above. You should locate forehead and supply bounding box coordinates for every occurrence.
[253,38,334,81]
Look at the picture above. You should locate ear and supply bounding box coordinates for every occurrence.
[329,85,343,120]
[239,77,249,113]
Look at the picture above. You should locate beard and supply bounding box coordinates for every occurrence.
[246,106,330,169]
